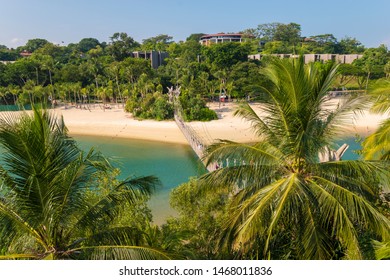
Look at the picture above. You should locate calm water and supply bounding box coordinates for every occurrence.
[73,135,361,224]
[0,129,361,224]
[335,137,361,160]
[73,135,206,224]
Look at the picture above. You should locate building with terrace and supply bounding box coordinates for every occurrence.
[199,33,247,46]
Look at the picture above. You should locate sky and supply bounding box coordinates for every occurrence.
[0,0,389,49]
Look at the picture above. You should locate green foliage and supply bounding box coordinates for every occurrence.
[202,42,251,70]
[179,92,217,121]
[106,32,140,61]
[262,41,292,54]
[167,178,231,259]
[362,79,390,160]
[0,108,166,260]
[186,33,206,42]
[77,38,101,53]
[142,34,173,51]
[125,92,174,120]
[19,38,49,52]
[339,37,365,54]
[196,58,390,259]
[302,34,340,54]
[0,27,383,110]
[0,49,19,61]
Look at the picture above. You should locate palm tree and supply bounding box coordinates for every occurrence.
[362,79,390,160]
[200,57,390,259]
[0,108,168,259]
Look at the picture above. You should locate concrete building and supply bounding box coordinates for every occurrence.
[248,53,363,64]
[132,50,168,69]
[0,60,15,64]
[199,33,247,46]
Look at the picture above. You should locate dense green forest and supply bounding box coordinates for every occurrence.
[1,22,390,260]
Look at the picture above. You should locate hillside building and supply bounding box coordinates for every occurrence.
[132,50,168,69]
[248,53,363,64]
[199,33,247,46]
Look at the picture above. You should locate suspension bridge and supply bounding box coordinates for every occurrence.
[168,86,220,172]
[169,87,358,172]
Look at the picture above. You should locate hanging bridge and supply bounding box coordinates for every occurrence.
[168,86,218,172]
[169,87,356,172]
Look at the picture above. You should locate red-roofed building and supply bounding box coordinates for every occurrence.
[20,50,32,57]
[200,33,247,46]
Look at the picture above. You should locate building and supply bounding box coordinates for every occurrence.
[0,60,15,64]
[248,53,363,64]
[132,50,168,69]
[19,50,32,57]
[199,33,247,46]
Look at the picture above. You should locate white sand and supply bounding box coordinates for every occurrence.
[0,101,386,145]
[51,105,188,144]
[46,101,389,145]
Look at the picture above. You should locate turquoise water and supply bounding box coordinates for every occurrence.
[0,130,361,224]
[73,136,361,224]
[335,137,361,160]
[73,135,206,224]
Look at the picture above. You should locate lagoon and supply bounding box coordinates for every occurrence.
[74,135,206,224]
[74,135,361,224]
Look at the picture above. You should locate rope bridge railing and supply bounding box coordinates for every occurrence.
[169,86,218,172]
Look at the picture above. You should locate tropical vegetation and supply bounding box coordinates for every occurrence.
[1,23,389,121]
[0,108,167,259]
[0,22,390,260]
[168,58,390,260]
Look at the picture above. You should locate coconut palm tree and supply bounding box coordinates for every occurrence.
[200,57,390,259]
[0,108,168,259]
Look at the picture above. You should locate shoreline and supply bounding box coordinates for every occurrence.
[1,101,389,145]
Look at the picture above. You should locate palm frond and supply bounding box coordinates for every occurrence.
[67,175,159,236]
[362,118,390,160]
[0,253,38,260]
[368,79,390,114]
[233,102,275,140]
[373,240,390,260]
[306,178,362,259]
[0,198,47,250]
[72,245,171,260]
[299,203,335,259]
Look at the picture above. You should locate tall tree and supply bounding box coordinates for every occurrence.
[256,22,281,42]
[273,22,301,45]
[199,57,390,259]
[0,108,166,259]
[339,37,365,54]
[142,34,173,51]
[107,32,140,61]
[20,39,49,52]
[186,33,206,42]
[77,38,101,53]
[354,45,389,88]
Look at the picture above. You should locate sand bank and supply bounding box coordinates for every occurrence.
[50,104,256,145]
[51,106,188,144]
[0,101,385,144]
[47,101,389,146]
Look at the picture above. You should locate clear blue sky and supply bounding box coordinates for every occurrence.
[1,0,389,48]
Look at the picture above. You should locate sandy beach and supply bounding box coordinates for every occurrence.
[42,100,390,145]
[0,100,385,145]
